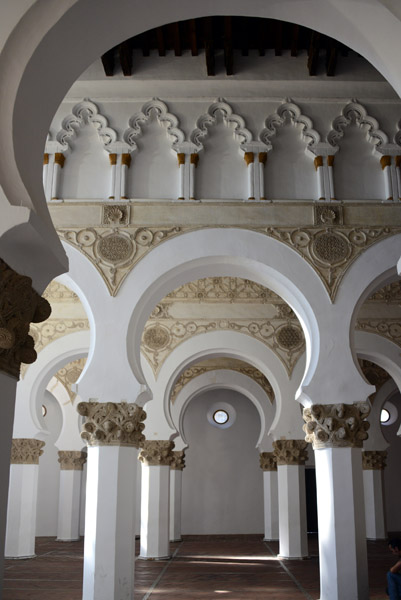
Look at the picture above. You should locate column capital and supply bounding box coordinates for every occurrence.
[58,450,87,470]
[170,450,186,470]
[303,402,370,449]
[362,450,387,470]
[139,440,175,466]
[259,451,277,471]
[11,438,45,465]
[273,440,308,466]
[0,259,51,379]
[77,401,146,448]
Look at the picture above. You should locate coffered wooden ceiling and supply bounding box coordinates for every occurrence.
[101,16,354,78]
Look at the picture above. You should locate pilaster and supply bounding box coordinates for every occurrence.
[57,451,87,542]
[259,452,279,541]
[362,450,387,540]
[170,450,185,542]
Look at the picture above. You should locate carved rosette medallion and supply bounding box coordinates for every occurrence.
[273,440,309,466]
[139,440,175,466]
[58,450,87,470]
[362,450,387,470]
[77,402,146,447]
[170,450,186,470]
[259,452,277,471]
[0,259,51,379]
[11,439,45,465]
[303,402,370,449]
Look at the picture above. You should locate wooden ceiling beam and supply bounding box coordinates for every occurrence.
[224,16,234,75]
[204,17,215,76]
[189,19,198,56]
[156,27,166,56]
[257,20,266,56]
[291,24,299,57]
[119,41,133,76]
[326,39,338,76]
[172,22,182,56]
[308,31,320,76]
[274,21,283,56]
[101,48,115,76]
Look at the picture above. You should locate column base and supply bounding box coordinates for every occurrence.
[278,554,310,560]
[263,537,279,542]
[138,554,172,561]
[5,554,36,560]
[56,537,80,542]
[170,538,182,542]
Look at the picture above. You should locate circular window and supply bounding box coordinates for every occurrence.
[213,409,229,425]
[381,408,390,424]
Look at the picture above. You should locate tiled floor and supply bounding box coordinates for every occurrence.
[3,535,391,599]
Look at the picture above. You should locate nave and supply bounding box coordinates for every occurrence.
[3,535,392,600]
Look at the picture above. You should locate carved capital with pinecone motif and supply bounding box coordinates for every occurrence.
[362,450,387,470]
[259,452,277,471]
[170,450,186,470]
[139,440,175,466]
[273,440,308,466]
[58,450,87,470]
[0,259,51,379]
[303,402,370,449]
[11,439,45,465]
[77,402,146,447]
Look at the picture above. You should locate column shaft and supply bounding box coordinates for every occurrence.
[57,469,83,541]
[277,464,308,558]
[140,465,170,559]
[363,469,386,540]
[5,464,39,558]
[170,469,182,542]
[263,470,279,541]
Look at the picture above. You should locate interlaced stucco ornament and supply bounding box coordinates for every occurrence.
[124,98,185,152]
[273,440,309,466]
[77,402,146,447]
[327,100,388,149]
[138,440,175,466]
[303,403,370,449]
[58,450,87,470]
[56,98,118,151]
[367,281,401,304]
[259,452,277,471]
[0,259,51,379]
[166,277,281,303]
[11,439,45,465]
[191,98,253,150]
[359,359,390,390]
[362,450,387,470]
[260,99,321,153]
[356,319,401,348]
[170,450,186,470]
[55,358,87,403]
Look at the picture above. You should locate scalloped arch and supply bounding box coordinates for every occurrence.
[395,119,401,147]
[327,100,388,148]
[190,98,253,150]
[260,99,321,150]
[124,98,185,151]
[56,98,118,151]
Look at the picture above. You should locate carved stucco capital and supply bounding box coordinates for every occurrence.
[139,440,175,466]
[11,439,45,465]
[0,259,51,379]
[170,450,186,470]
[303,402,370,449]
[77,401,146,448]
[362,450,387,470]
[259,452,277,471]
[58,450,87,470]
[273,439,309,466]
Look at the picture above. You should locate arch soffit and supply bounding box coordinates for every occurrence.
[327,100,389,152]
[173,369,274,449]
[355,330,401,395]
[46,376,84,450]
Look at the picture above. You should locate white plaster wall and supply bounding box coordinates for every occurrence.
[382,391,401,532]
[182,389,263,534]
[36,390,62,536]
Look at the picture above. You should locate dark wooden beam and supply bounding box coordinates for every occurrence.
[290,24,299,57]
[224,16,233,75]
[326,39,338,76]
[189,19,198,56]
[101,48,115,76]
[141,32,150,57]
[307,31,320,76]
[156,27,166,56]
[204,17,215,76]
[274,21,283,56]
[119,41,132,76]
[257,20,266,56]
[241,18,249,56]
[172,22,182,56]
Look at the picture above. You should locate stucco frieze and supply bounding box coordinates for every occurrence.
[55,358,87,403]
[273,439,309,466]
[58,450,87,470]
[11,439,45,465]
[303,402,370,449]
[356,319,401,349]
[0,259,52,379]
[170,450,186,470]
[259,452,277,471]
[77,401,146,447]
[362,450,387,470]
[367,281,401,303]
[359,359,390,391]
[138,440,175,466]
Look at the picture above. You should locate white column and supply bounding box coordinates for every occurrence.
[56,451,87,542]
[274,440,308,559]
[51,152,65,200]
[78,401,145,600]
[396,156,401,201]
[244,152,255,200]
[170,450,185,542]
[258,152,268,201]
[120,153,131,199]
[314,156,325,201]
[177,153,185,200]
[139,440,174,559]
[190,153,199,200]
[135,449,141,538]
[328,155,336,200]
[43,154,49,197]
[304,402,370,600]
[260,453,279,541]
[108,153,117,199]
[381,155,393,201]
[363,451,387,540]
[5,439,45,558]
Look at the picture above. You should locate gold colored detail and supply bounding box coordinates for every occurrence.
[395,156,401,168]
[327,155,335,167]
[314,156,323,171]
[177,153,185,166]
[362,450,387,470]
[109,153,117,166]
[244,152,254,166]
[43,154,49,166]
[121,153,131,168]
[190,153,199,167]
[11,439,45,465]
[258,152,267,165]
[380,155,391,170]
[58,450,87,470]
[54,153,65,168]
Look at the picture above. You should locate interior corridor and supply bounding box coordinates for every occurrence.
[3,535,391,599]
